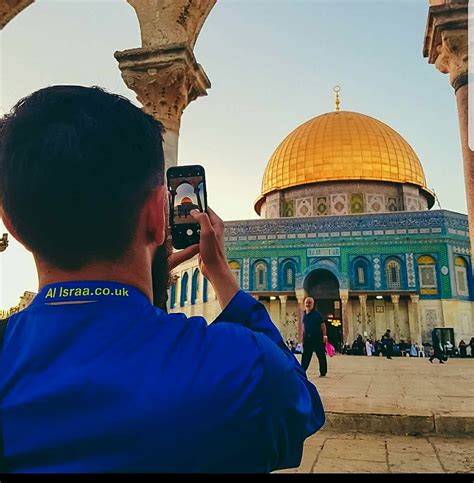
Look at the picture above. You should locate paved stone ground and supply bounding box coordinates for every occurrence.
[274,429,474,474]
[296,354,474,435]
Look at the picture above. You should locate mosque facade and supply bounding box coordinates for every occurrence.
[169,105,473,350]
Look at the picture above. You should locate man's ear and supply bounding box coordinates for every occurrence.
[145,185,168,247]
[1,210,31,251]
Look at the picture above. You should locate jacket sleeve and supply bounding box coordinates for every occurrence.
[214,290,325,471]
[213,290,287,351]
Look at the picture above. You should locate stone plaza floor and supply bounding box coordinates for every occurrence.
[275,429,474,474]
[276,355,473,473]
[298,353,474,435]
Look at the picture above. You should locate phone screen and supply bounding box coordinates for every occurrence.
[167,165,207,249]
[169,175,205,224]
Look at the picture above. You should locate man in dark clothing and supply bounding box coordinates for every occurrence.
[429,328,446,364]
[381,329,394,359]
[301,297,328,377]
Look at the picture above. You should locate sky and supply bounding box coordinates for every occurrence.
[0,0,467,309]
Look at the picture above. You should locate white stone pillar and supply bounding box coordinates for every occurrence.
[358,294,368,337]
[391,295,401,342]
[340,289,349,344]
[409,294,422,345]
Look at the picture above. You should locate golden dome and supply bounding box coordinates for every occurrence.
[256,111,433,213]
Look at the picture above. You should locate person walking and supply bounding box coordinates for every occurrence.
[381,329,394,359]
[429,328,446,364]
[300,297,328,377]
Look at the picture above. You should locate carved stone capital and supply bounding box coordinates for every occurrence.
[278,295,288,303]
[0,233,8,253]
[115,44,210,133]
[358,294,368,305]
[391,294,400,305]
[410,294,420,304]
[127,0,216,50]
[0,0,34,29]
[339,289,349,305]
[435,29,468,86]
[424,2,468,88]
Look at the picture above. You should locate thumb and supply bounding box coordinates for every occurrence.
[190,209,213,235]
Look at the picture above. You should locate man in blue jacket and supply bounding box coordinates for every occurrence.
[0,85,324,473]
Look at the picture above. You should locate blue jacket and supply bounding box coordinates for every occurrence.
[0,281,324,473]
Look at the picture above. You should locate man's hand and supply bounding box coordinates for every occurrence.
[190,207,239,309]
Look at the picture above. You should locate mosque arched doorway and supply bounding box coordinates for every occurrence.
[303,269,342,352]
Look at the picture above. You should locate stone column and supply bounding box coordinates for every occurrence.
[296,295,305,343]
[279,295,287,333]
[358,294,368,337]
[424,3,473,254]
[391,295,401,342]
[339,289,349,344]
[408,294,422,345]
[115,0,215,171]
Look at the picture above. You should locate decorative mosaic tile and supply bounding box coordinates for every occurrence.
[243,258,250,290]
[296,198,313,217]
[330,194,348,215]
[271,258,278,289]
[373,256,381,289]
[367,194,384,213]
[266,203,279,218]
[316,196,328,215]
[405,196,419,212]
[406,253,416,288]
[283,200,295,217]
[387,197,398,212]
[350,193,364,214]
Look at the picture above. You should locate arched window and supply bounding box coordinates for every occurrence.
[281,260,296,290]
[191,269,200,305]
[417,255,438,295]
[229,261,241,286]
[170,283,176,309]
[180,272,189,307]
[253,261,268,291]
[203,277,208,303]
[353,258,369,288]
[385,258,401,290]
[455,257,469,297]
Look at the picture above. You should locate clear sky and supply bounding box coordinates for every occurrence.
[0,0,467,309]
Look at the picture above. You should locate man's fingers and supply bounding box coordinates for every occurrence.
[190,209,213,236]
[168,244,200,270]
[206,207,224,230]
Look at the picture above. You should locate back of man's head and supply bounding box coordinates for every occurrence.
[0,85,164,270]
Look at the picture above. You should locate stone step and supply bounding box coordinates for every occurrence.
[324,411,474,436]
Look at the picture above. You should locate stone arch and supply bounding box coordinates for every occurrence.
[297,259,349,291]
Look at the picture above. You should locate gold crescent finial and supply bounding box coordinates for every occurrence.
[333,85,341,112]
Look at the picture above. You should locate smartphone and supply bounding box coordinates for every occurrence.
[166,165,207,250]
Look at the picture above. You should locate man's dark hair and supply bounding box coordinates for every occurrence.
[0,85,165,270]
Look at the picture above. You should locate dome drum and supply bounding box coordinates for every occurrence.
[258,180,433,219]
